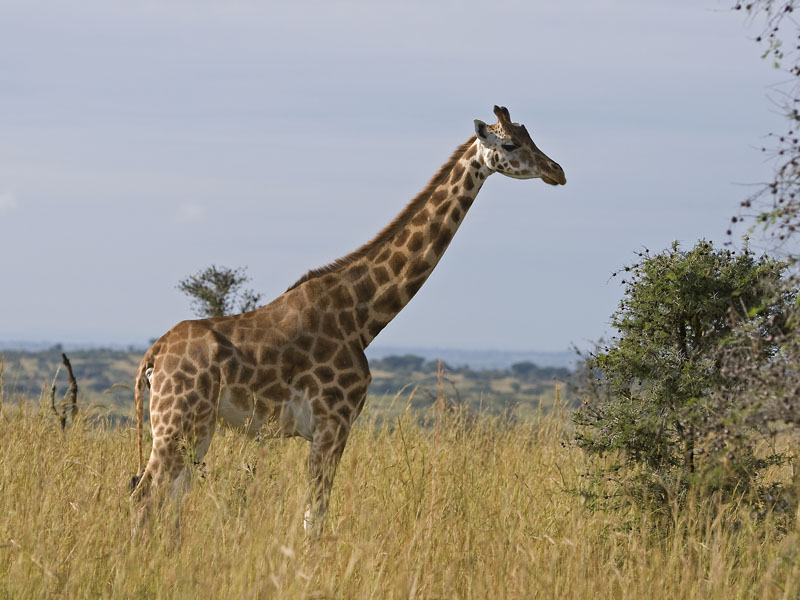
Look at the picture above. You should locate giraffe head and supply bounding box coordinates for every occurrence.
[474,105,566,186]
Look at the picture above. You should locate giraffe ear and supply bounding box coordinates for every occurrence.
[474,119,490,141]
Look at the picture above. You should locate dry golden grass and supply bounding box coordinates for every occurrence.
[0,395,799,599]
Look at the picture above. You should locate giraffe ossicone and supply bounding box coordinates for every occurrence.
[130,105,566,533]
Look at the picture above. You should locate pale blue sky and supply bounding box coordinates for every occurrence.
[0,0,784,352]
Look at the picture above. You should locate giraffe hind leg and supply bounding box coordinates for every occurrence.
[131,392,217,506]
[130,425,216,541]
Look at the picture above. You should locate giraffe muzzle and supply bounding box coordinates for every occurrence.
[542,163,566,186]
[542,175,566,186]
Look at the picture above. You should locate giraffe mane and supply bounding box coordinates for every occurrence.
[286,135,478,292]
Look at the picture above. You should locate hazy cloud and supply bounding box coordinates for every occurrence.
[0,1,784,350]
[175,202,206,223]
[0,192,18,214]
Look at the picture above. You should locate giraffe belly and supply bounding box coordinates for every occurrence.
[216,385,316,441]
[276,389,316,441]
[216,386,265,434]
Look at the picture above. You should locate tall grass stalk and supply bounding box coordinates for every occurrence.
[0,396,797,598]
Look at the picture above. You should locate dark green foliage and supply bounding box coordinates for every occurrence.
[725,0,800,467]
[574,240,791,511]
[367,354,572,418]
[177,265,263,318]
[372,354,427,373]
[511,361,568,382]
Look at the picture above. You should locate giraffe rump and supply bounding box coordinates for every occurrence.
[133,344,158,477]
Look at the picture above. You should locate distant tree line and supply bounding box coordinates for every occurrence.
[369,354,571,381]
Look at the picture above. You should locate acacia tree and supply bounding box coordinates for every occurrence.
[574,241,791,510]
[177,265,262,318]
[732,1,800,256]
[573,3,800,516]
[724,1,800,434]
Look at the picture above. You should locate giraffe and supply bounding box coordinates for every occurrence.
[130,105,566,533]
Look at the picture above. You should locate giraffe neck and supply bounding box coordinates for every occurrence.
[326,136,492,348]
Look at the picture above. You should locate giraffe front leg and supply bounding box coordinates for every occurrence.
[304,415,350,537]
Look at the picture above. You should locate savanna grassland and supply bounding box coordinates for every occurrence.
[1,387,799,599]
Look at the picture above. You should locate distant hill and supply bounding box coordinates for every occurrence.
[0,345,141,412]
[367,353,572,421]
[0,345,575,422]
[0,341,578,370]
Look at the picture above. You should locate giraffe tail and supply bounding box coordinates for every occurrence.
[133,349,155,478]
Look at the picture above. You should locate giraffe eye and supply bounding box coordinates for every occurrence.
[501,143,518,151]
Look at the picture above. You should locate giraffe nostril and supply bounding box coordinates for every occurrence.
[549,161,566,184]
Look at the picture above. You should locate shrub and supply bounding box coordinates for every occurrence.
[177,264,262,318]
[574,240,791,513]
